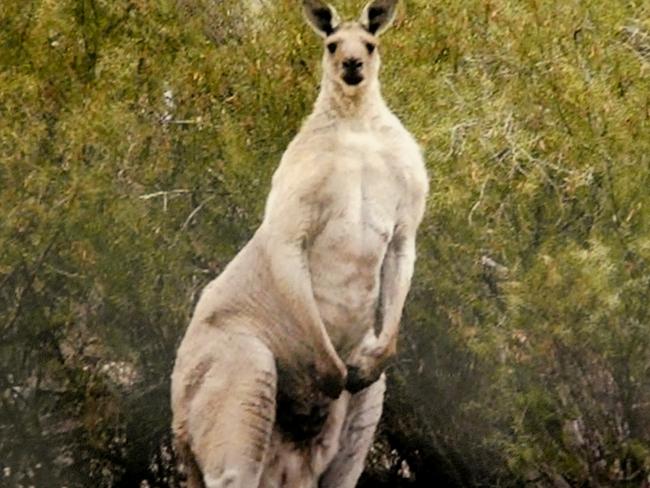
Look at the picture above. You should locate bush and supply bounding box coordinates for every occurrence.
[1,0,649,486]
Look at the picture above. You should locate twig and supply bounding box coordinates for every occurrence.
[139,189,191,200]
[139,189,191,212]
[168,119,200,125]
[468,177,489,226]
[44,264,85,280]
[181,196,216,231]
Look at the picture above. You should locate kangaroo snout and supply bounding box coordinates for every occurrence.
[342,57,364,86]
[342,57,363,70]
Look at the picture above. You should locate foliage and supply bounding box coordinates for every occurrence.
[1,0,649,486]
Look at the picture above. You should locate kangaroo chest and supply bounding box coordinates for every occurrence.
[308,129,409,357]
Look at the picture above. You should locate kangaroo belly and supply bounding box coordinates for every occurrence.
[309,210,393,359]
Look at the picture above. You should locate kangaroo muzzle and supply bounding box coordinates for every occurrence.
[342,57,364,86]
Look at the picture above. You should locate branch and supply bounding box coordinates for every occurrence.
[181,196,216,231]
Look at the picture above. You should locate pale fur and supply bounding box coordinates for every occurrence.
[171,1,428,487]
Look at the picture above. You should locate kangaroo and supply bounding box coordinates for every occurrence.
[171,1,428,486]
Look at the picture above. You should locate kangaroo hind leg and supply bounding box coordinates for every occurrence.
[187,332,277,488]
[318,375,386,488]
[173,436,203,488]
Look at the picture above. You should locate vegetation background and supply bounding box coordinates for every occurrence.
[1,0,649,486]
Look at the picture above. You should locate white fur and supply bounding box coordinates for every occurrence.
[171,1,427,487]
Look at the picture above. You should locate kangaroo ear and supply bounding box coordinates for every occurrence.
[360,0,398,36]
[303,0,341,38]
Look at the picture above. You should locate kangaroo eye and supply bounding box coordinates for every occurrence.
[327,42,338,54]
[366,42,376,54]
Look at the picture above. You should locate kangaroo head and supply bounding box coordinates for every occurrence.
[303,0,398,92]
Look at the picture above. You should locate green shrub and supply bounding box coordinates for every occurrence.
[1,0,648,486]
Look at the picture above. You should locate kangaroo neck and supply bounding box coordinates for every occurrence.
[311,76,386,121]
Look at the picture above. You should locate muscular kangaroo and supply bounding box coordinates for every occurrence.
[171,1,428,486]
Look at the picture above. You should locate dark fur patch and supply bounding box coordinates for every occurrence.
[275,390,331,443]
[367,7,386,34]
[312,7,335,36]
[203,307,239,327]
[183,357,213,402]
[365,1,397,35]
[345,365,380,394]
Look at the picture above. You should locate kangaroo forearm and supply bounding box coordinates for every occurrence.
[268,246,340,360]
[378,249,415,346]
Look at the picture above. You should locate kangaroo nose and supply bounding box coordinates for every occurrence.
[342,58,363,70]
